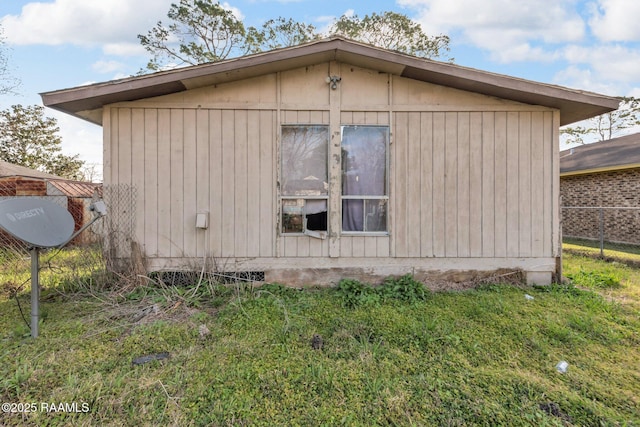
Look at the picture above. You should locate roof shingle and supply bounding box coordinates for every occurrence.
[560,133,640,175]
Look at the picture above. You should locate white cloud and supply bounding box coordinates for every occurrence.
[314,9,355,35]
[552,65,619,94]
[589,0,640,42]
[486,41,560,64]
[398,0,585,61]
[628,87,640,98]
[1,0,254,62]
[46,108,104,167]
[562,44,640,85]
[1,0,173,48]
[221,2,245,20]
[111,72,133,80]
[314,9,354,23]
[91,60,126,74]
[398,0,640,96]
[103,42,147,57]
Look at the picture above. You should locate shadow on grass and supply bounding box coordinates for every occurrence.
[563,237,640,268]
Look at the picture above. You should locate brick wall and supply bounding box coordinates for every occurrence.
[0,177,47,196]
[561,168,640,244]
[0,177,17,196]
[16,179,47,196]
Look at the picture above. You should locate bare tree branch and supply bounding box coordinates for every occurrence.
[0,26,20,95]
[561,97,638,144]
[137,2,450,73]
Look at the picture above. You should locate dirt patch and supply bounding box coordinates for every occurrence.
[266,267,526,289]
[415,269,526,292]
[81,297,205,342]
[539,402,572,423]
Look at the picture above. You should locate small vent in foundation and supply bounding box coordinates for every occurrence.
[149,270,265,287]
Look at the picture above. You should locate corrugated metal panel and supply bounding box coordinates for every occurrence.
[47,180,102,198]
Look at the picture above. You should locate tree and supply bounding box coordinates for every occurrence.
[258,17,318,51]
[561,96,639,144]
[77,163,102,183]
[138,0,261,70]
[0,105,84,179]
[138,1,319,71]
[329,11,451,61]
[0,25,20,95]
[139,1,450,71]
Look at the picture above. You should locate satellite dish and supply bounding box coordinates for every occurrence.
[0,198,75,248]
[0,197,106,339]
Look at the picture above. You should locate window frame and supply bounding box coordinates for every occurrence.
[279,124,330,238]
[340,125,390,235]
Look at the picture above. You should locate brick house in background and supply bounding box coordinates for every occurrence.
[0,160,102,245]
[560,133,640,244]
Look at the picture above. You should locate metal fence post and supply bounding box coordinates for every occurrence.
[30,247,40,338]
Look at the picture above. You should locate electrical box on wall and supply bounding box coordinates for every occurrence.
[195,212,209,229]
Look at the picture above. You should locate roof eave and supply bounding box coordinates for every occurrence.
[561,163,640,176]
[41,37,620,126]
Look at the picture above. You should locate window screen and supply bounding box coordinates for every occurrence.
[341,125,388,232]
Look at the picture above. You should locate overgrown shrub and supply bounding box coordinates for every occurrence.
[336,275,429,308]
[379,274,430,303]
[335,278,381,308]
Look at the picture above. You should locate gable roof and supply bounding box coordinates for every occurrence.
[0,160,64,180]
[41,36,619,127]
[560,133,640,176]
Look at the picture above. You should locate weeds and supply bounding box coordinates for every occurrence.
[567,269,622,289]
[335,278,381,308]
[0,249,639,425]
[336,274,430,308]
[380,274,430,303]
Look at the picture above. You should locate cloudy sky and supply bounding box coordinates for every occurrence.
[1,0,639,177]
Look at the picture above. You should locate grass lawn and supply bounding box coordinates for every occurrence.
[0,249,638,426]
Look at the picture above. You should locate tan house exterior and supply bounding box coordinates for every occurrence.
[560,133,640,245]
[41,37,619,286]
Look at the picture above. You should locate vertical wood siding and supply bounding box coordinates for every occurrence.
[195,109,210,258]
[391,110,554,258]
[110,107,277,259]
[106,62,557,264]
[143,109,158,257]
[157,109,172,257]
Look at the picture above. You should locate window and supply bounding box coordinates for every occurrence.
[341,125,388,232]
[281,125,329,236]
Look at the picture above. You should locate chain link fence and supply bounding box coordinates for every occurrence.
[1,178,261,294]
[101,184,137,272]
[0,179,129,296]
[561,206,640,255]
